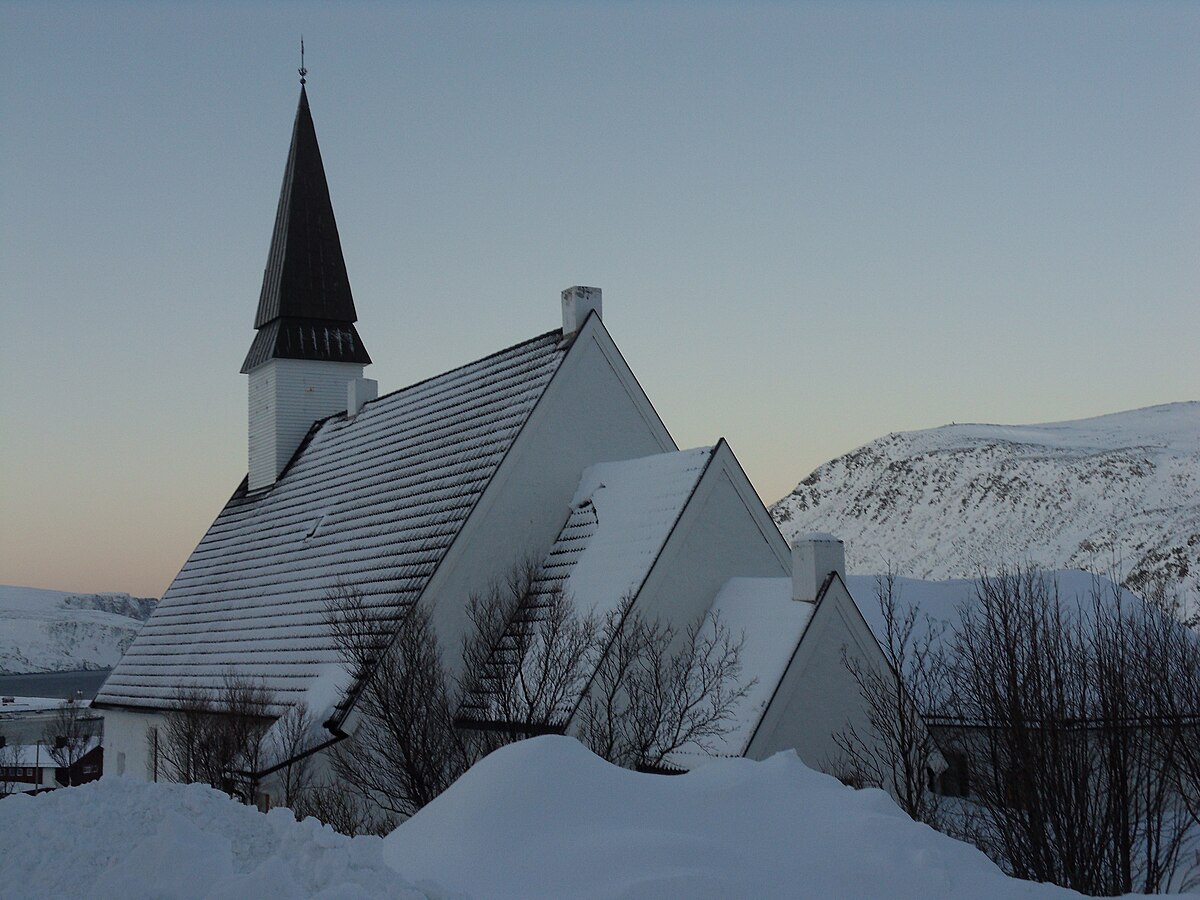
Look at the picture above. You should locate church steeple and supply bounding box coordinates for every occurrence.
[241,85,371,373]
[243,79,376,492]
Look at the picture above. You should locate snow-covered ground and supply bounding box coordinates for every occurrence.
[1,735,1108,899]
[772,402,1200,619]
[0,585,156,674]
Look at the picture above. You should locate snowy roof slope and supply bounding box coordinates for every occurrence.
[97,330,567,713]
[459,447,714,726]
[556,447,714,623]
[674,577,815,761]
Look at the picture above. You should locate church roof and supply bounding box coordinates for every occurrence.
[97,329,567,714]
[241,86,370,373]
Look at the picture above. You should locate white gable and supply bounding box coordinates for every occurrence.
[675,576,815,763]
[559,447,714,623]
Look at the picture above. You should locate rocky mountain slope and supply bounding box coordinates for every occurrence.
[0,586,157,674]
[771,402,1199,616]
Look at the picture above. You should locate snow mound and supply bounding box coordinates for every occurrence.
[384,735,1086,899]
[0,778,430,900]
[0,585,156,674]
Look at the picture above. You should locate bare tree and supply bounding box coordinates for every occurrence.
[292,781,391,837]
[578,596,752,771]
[326,561,754,824]
[156,673,274,799]
[267,702,319,810]
[41,698,98,786]
[459,561,599,748]
[326,585,470,821]
[830,571,946,826]
[944,567,1200,894]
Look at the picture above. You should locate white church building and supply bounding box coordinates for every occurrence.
[94,84,894,799]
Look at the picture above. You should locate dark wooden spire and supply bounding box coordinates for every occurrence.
[242,86,371,373]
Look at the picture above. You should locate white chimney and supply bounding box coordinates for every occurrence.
[347,377,378,419]
[791,533,846,603]
[562,286,602,335]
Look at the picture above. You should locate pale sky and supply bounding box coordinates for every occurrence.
[2,1,1197,598]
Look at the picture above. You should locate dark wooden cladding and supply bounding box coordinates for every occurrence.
[243,86,369,372]
[241,319,372,372]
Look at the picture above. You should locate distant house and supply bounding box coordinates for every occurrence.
[0,740,102,794]
[93,83,897,802]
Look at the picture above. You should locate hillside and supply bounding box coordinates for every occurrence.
[0,585,157,674]
[772,402,1199,615]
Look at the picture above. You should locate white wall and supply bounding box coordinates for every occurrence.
[629,442,790,640]
[101,707,170,782]
[421,316,676,679]
[746,578,890,779]
[248,358,365,490]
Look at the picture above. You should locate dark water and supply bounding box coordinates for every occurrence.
[0,669,111,700]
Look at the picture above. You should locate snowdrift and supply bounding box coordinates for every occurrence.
[385,736,1084,899]
[0,778,426,900]
[2,736,1101,899]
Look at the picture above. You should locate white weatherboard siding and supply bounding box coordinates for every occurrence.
[420,315,676,675]
[248,358,365,490]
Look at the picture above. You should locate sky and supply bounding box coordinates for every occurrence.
[1,2,1196,598]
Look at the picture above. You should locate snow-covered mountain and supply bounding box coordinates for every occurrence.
[772,402,1199,615]
[0,585,157,674]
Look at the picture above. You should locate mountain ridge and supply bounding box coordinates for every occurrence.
[771,402,1199,615]
[0,585,157,674]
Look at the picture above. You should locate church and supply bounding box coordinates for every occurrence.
[94,82,893,803]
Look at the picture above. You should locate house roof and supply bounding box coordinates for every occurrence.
[458,447,715,727]
[664,577,815,768]
[97,329,568,715]
[241,86,369,373]
[4,738,101,769]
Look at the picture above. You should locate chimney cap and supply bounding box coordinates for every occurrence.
[793,531,839,545]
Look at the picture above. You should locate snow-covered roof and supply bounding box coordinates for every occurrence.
[664,576,814,767]
[459,447,714,726]
[0,696,73,715]
[97,330,567,713]
[552,447,714,623]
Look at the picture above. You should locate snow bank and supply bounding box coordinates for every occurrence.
[385,735,1086,900]
[2,736,1116,899]
[0,778,429,900]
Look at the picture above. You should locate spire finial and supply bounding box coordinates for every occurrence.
[299,37,307,85]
